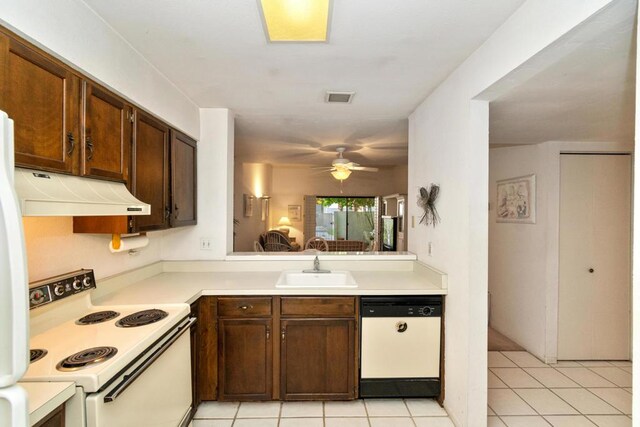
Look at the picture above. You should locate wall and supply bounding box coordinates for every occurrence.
[0,0,199,137]
[21,217,162,282]
[162,109,235,260]
[488,144,549,360]
[234,163,273,251]
[1,0,201,281]
[269,165,407,244]
[407,1,615,425]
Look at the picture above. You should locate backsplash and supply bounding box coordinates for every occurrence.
[22,217,162,282]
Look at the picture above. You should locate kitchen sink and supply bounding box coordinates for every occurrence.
[275,270,358,288]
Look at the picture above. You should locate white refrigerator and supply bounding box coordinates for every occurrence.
[0,110,30,426]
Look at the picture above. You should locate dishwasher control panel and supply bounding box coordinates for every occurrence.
[360,296,442,317]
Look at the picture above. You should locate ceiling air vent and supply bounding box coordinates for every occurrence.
[325,91,355,104]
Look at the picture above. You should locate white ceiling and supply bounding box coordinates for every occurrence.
[489,2,636,146]
[82,0,526,165]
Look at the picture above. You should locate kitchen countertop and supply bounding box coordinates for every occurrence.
[94,266,447,306]
[19,381,75,426]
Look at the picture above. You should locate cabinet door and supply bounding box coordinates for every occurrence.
[0,33,80,174]
[218,318,272,400]
[131,110,169,231]
[82,82,131,182]
[190,302,199,415]
[281,319,356,400]
[33,403,65,427]
[198,297,218,401]
[170,130,197,227]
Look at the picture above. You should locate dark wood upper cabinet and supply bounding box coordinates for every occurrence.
[82,82,131,182]
[170,130,197,227]
[0,27,199,234]
[280,318,356,400]
[218,318,272,401]
[131,110,170,231]
[0,33,80,175]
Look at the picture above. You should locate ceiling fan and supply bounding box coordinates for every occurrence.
[316,147,379,182]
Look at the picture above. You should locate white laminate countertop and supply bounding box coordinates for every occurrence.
[95,270,447,306]
[19,381,75,426]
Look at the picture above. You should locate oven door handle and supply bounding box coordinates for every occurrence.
[104,316,196,403]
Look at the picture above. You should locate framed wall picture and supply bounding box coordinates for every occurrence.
[244,194,254,217]
[496,174,536,223]
[288,205,302,221]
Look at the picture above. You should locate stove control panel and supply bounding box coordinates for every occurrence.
[29,269,96,310]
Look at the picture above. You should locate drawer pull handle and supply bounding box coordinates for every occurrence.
[66,132,75,155]
[396,321,408,333]
[238,304,252,311]
[86,136,94,160]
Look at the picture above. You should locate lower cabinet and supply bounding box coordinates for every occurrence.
[33,403,64,427]
[197,297,218,401]
[218,318,273,400]
[281,318,356,400]
[190,301,200,414]
[203,296,358,402]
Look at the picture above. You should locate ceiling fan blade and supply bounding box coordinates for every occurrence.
[351,166,379,172]
[311,166,335,171]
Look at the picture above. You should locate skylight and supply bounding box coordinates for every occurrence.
[259,0,331,42]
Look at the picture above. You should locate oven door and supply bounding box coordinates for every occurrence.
[85,317,195,427]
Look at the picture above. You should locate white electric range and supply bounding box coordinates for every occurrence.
[22,269,194,427]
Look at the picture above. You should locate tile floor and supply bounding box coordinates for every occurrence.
[193,399,453,426]
[191,351,632,426]
[488,350,633,426]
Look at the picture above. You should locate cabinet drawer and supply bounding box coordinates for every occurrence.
[281,297,356,317]
[218,297,272,317]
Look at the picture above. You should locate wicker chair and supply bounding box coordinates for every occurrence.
[253,241,265,252]
[304,236,329,251]
[262,230,295,252]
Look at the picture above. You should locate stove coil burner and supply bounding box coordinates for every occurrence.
[56,346,118,372]
[116,309,168,328]
[76,310,120,325]
[30,349,47,363]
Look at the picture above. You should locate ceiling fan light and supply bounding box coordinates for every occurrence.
[331,168,351,181]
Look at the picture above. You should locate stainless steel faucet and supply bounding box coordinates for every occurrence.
[303,256,331,273]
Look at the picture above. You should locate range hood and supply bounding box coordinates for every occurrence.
[14,168,150,217]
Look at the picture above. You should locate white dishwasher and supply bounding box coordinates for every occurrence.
[360,296,442,398]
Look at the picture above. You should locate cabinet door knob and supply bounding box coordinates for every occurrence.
[238,304,252,311]
[266,327,270,340]
[588,268,594,273]
[281,328,286,341]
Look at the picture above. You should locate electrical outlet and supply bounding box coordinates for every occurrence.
[200,238,212,251]
[428,242,433,257]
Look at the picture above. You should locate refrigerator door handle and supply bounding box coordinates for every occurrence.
[0,111,29,387]
[0,385,29,427]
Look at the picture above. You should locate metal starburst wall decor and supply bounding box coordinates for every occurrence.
[417,184,440,227]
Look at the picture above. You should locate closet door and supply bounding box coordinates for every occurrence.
[558,154,631,360]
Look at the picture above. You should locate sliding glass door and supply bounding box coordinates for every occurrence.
[315,197,377,249]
